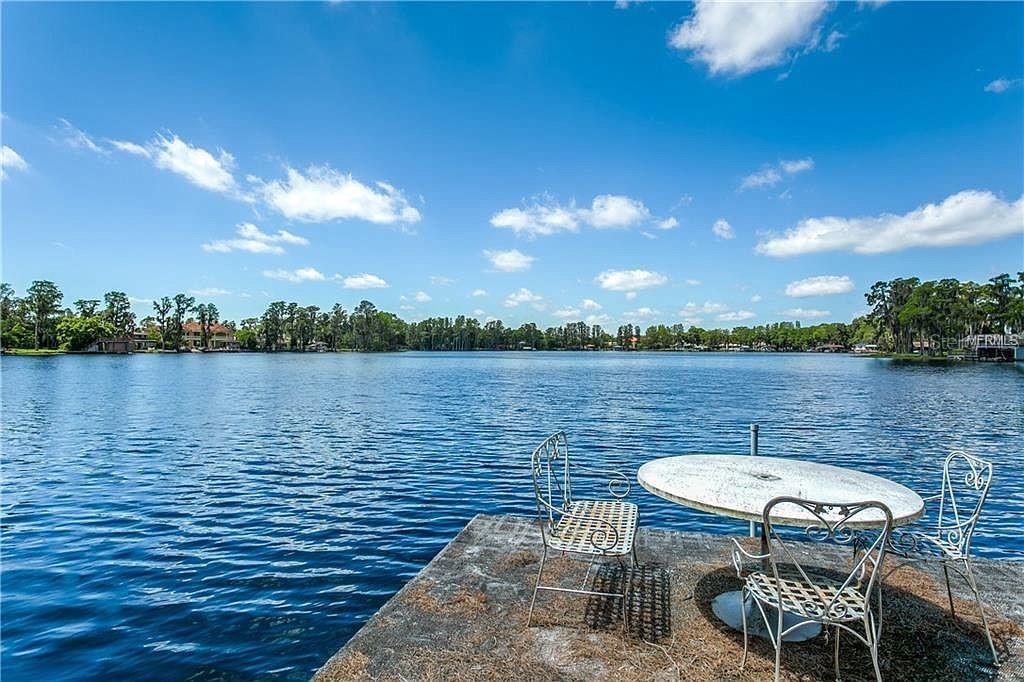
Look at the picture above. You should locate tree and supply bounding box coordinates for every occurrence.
[26,280,64,349]
[57,316,115,351]
[195,303,220,349]
[169,294,195,350]
[352,300,377,351]
[74,299,101,317]
[261,301,286,351]
[152,297,173,350]
[103,291,136,337]
[0,284,32,349]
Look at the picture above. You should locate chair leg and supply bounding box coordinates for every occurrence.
[621,563,632,636]
[941,562,956,618]
[631,542,638,568]
[740,589,750,671]
[833,626,840,681]
[962,558,999,665]
[527,546,547,627]
[773,603,784,682]
[866,613,882,682]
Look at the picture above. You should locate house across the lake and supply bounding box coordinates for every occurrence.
[182,322,239,350]
[86,337,134,353]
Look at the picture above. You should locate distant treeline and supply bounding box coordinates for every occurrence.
[2,273,1021,354]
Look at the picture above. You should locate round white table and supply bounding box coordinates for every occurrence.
[638,454,924,642]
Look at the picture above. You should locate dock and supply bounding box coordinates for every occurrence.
[316,515,1023,681]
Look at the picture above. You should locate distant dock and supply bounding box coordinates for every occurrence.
[315,515,1023,681]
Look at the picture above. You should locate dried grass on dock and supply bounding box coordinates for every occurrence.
[316,521,1021,682]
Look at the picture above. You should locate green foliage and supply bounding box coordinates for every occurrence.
[57,315,116,351]
[103,291,136,337]
[26,280,64,349]
[3,273,1022,354]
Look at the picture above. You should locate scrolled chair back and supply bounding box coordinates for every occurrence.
[531,431,572,528]
[762,496,893,621]
[936,450,993,554]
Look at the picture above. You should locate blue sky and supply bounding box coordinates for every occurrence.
[2,1,1022,328]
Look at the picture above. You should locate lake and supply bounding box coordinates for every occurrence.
[2,352,1022,680]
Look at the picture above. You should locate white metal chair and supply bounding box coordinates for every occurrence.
[527,431,639,629]
[885,451,999,664]
[732,497,893,682]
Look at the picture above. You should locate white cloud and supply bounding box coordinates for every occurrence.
[0,145,28,180]
[740,167,782,190]
[583,194,652,228]
[669,1,830,76]
[472,308,486,316]
[984,78,1022,94]
[262,267,326,283]
[490,196,580,237]
[741,157,814,190]
[554,307,582,319]
[490,193,671,236]
[109,140,150,156]
[202,222,308,255]
[504,288,543,307]
[624,307,660,322]
[413,291,432,303]
[581,299,602,311]
[779,158,814,174]
[685,279,702,286]
[641,231,657,240]
[189,287,231,297]
[595,269,668,292]
[712,219,735,240]
[484,248,535,272]
[340,273,389,289]
[57,119,108,155]
[716,310,756,322]
[756,190,1024,257]
[785,275,854,297]
[585,313,613,326]
[780,307,830,319]
[151,134,239,195]
[823,30,845,52]
[750,294,763,303]
[430,275,454,286]
[681,301,728,315]
[256,165,421,224]
[470,288,488,297]
[625,291,638,300]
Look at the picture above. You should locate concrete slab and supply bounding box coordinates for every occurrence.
[315,515,1023,681]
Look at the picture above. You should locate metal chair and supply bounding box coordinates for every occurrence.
[885,451,998,664]
[527,431,639,630]
[732,497,893,682]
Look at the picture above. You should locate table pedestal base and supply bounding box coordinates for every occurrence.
[711,590,821,642]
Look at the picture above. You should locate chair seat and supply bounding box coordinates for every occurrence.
[746,568,867,622]
[888,528,963,559]
[547,499,638,556]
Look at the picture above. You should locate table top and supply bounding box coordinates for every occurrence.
[637,454,924,529]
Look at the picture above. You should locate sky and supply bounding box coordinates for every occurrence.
[2,1,1022,329]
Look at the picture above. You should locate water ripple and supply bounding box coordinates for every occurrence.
[1,352,1022,680]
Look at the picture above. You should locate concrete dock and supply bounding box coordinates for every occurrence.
[316,515,1023,681]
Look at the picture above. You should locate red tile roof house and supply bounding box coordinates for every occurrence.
[182,322,239,350]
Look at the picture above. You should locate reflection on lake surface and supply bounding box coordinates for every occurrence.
[2,352,1022,679]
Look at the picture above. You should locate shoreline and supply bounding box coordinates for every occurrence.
[2,348,1018,363]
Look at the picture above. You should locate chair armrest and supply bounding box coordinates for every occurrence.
[730,538,769,578]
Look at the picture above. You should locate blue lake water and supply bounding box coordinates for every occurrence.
[2,352,1022,680]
